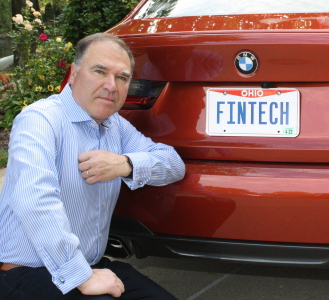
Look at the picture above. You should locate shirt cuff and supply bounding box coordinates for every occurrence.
[52,250,92,294]
[122,152,152,190]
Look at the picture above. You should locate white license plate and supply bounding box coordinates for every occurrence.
[206,88,300,137]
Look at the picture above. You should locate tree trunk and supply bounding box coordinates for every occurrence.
[12,0,40,15]
[33,0,40,12]
[11,0,25,16]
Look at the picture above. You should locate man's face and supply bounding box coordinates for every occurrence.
[69,41,131,124]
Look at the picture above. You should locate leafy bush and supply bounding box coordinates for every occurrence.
[43,2,63,24]
[0,150,8,168]
[62,0,139,46]
[0,0,75,129]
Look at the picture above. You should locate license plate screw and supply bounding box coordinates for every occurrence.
[277,91,281,95]
[223,91,227,95]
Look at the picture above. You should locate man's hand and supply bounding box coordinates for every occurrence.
[78,150,132,184]
[78,268,124,297]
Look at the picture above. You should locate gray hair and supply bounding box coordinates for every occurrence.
[74,33,135,72]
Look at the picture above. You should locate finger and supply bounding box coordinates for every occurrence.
[85,175,99,185]
[110,286,123,298]
[82,170,90,178]
[117,279,125,294]
[78,160,91,172]
[78,152,91,162]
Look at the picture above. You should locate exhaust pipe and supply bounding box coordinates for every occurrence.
[104,237,131,259]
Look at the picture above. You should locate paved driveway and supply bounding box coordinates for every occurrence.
[0,168,5,188]
[124,256,329,299]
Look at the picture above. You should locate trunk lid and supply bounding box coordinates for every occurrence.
[108,14,329,164]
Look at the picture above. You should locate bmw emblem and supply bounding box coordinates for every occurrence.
[235,51,258,75]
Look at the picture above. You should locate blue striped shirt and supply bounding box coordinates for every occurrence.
[0,84,185,294]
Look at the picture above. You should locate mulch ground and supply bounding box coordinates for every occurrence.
[0,128,10,151]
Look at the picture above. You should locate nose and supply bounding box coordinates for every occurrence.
[103,75,118,93]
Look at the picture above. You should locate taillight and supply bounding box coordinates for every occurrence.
[123,79,167,110]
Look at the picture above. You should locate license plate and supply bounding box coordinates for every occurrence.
[206,88,300,137]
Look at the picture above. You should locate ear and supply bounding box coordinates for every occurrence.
[69,63,77,84]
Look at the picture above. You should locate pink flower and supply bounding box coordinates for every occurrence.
[39,33,48,41]
[57,61,67,69]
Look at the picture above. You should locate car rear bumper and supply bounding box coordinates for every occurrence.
[108,216,329,268]
[114,159,329,244]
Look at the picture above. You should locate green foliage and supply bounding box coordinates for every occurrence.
[62,0,139,46]
[0,150,8,168]
[43,3,62,23]
[39,0,68,7]
[0,1,75,129]
[0,0,12,34]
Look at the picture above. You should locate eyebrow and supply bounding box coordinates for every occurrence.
[91,63,132,78]
[91,63,108,71]
[120,71,132,79]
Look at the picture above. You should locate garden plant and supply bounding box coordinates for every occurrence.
[0,0,75,130]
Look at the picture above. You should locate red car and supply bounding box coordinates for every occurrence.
[76,0,329,266]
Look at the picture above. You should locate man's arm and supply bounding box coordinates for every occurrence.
[7,108,92,294]
[77,114,185,188]
[78,150,132,184]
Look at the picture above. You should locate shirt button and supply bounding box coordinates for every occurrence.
[102,201,106,207]
[138,181,143,186]
[59,277,65,283]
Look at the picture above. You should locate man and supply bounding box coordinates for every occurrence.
[0,33,185,299]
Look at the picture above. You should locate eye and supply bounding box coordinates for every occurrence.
[95,69,105,74]
[117,75,128,82]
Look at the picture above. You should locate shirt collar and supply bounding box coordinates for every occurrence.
[58,83,93,123]
[101,118,112,128]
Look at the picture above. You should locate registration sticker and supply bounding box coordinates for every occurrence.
[206,88,300,137]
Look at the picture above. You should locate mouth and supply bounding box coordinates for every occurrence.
[97,97,115,103]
